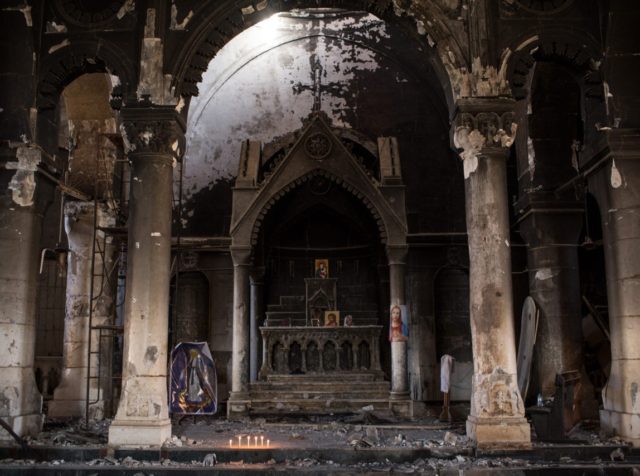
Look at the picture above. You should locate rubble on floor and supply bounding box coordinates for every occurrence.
[0,413,637,473]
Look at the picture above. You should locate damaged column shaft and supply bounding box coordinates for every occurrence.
[589,131,640,447]
[0,147,50,439]
[519,205,598,418]
[108,105,184,447]
[228,246,251,418]
[48,202,116,419]
[454,99,530,448]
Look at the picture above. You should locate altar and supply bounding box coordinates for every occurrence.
[247,277,389,414]
[258,325,383,378]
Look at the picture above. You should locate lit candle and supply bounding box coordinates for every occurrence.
[254,436,258,446]
[260,435,264,447]
[229,439,232,447]
[267,439,270,447]
[237,435,241,447]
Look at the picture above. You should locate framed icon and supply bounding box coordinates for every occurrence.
[314,259,329,278]
[324,310,339,327]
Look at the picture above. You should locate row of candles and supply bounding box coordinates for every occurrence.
[229,435,270,448]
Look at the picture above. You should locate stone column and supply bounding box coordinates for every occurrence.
[518,201,598,418]
[227,246,251,418]
[108,105,184,447]
[48,202,116,419]
[0,146,50,439]
[387,245,409,398]
[454,99,531,448]
[588,130,640,446]
[249,267,265,383]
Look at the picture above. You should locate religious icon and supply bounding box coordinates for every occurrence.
[169,342,217,415]
[314,259,329,278]
[343,314,353,327]
[389,304,408,342]
[324,310,339,327]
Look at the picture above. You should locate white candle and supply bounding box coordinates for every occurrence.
[246,435,250,447]
[254,436,258,446]
[260,435,264,447]
[267,439,270,447]
[229,439,232,447]
[237,435,241,447]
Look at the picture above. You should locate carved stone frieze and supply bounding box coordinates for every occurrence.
[120,106,186,159]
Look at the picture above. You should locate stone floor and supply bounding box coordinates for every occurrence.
[1,408,639,474]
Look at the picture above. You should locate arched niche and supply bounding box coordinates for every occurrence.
[170,271,210,346]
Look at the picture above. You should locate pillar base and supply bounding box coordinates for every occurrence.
[389,398,424,418]
[389,390,410,400]
[600,408,640,447]
[108,418,172,447]
[0,414,43,441]
[466,415,531,449]
[227,392,250,419]
[0,368,43,438]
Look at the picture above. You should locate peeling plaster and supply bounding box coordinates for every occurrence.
[144,346,159,365]
[46,21,67,33]
[445,56,510,99]
[2,4,31,26]
[48,39,70,54]
[117,0,135,20]
[5,146,41,207]
[183,12,388,201]
[527,137,536,180]
[0,386,18,414]
[170,3,193,30]
[534,268,557,281]
[610,160,623,189]
[453,127,484,179]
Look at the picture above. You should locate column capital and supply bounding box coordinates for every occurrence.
[453,98,517,167]
[230,245,252,266]
[386,244,408,265]
[120,104,186,160]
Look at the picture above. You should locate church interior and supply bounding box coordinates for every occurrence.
[1,0,640,472]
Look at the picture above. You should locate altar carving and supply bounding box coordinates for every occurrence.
[258,325,383,379]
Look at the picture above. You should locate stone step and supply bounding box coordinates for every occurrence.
[263,372,383,382]
[251,383,390,395]
[248,398,390,414]
[250,390,390,400]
